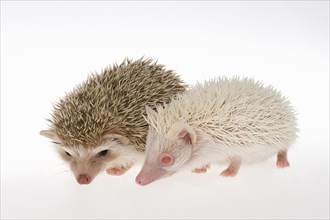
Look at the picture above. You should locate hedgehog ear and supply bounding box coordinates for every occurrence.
[168,123,197,147]
[103,134,130,145]
[145,105,157,119]
[40,130,58,141]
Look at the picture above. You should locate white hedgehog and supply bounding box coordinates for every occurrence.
[136,77,298,186]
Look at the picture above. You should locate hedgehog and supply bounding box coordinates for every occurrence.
[135,77,298,185]
[40,58,187,184]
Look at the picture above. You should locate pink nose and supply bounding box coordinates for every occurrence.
[135,176,147,186]
[77,174,91,185]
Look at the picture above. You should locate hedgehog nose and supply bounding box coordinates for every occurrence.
[135,175,149,186]
[135,176,145,186]
[77,174,91,184]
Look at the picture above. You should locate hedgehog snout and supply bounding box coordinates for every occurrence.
[77,174,92,185]
[135,175,147,186]
[135,163,169,186]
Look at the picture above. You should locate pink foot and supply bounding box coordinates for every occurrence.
[277,151,290,168]
[220,160,241,177]
[106,166,130,176]
[192,164,210,173]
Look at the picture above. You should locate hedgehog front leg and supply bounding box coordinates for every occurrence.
[106,164,132,176]
[220,160,241,177]
[192,164,210,174]
[276,151,290,168]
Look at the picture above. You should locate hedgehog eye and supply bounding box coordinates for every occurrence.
[160,154,173,166]
[97,150,108,157]
[65,151,72,157]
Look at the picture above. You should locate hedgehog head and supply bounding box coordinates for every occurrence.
[136,106,197,186]
[41,130,143,184]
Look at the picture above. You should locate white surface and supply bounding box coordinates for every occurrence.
[1,1,329,219]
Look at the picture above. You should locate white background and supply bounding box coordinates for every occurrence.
[1,1,329,219]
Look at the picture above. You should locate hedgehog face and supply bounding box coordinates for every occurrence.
[136,122,197,186]
[41,130,142,184]
[58,145,115,185]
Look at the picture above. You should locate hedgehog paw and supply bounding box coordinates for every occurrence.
[277,151,290,168]
[106,166,130,176]
[220,160,241,177]
[192,164,210,174]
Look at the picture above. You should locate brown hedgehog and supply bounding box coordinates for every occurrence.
[40,58,187,184]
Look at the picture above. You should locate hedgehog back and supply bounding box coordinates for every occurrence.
[147,77,298,148]
[50,58,186,150]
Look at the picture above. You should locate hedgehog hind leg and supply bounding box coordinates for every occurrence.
[220,160,241,177]
[276,151,290,168]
